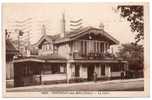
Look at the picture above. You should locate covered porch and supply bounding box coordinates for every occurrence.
[13,57,128,87]
[13,56,67,87]
[66,59,128,82]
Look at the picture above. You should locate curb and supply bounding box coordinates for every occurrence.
[7,78,144,91]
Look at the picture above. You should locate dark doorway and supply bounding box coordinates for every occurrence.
[75,64,80,77]
[87,64,95,81]
[14,63,24,87]
[101,64,105,76]
[14,62,42,87]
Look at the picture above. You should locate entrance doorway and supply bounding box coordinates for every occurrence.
[87,64,95,81]
[75,64,80,77]
[101,64,105,76]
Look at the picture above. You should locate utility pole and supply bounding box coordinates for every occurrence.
[16,29,24,54]
[61,12,66,38]
[14,18,32,56]
[27,31,31,56]
[41,24,46,36]
[62,12,66,35]
[18,31,20,51]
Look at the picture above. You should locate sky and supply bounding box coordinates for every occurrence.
[2,3,136,52]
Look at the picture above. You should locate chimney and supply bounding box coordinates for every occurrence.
[41,24,46,36]
[5,29,11,39]
[99,22,104,30]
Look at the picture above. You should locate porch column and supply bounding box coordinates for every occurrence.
[99,64,101,77]
[66,62,70,83]
[124,62,129,76]
[95,64,100,78]
[105,64,111,79]
[40,63,45,85]
[125,62,129,71]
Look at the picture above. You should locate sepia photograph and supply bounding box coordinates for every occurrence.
[2,2,149,97]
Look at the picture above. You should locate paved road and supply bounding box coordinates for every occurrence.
[7,78,144,92]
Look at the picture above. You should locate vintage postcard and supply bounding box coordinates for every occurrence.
[2,2,149,97]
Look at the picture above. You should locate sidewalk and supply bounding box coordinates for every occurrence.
[7,78,144,91]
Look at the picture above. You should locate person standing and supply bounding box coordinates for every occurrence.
[121,71,125,80]
[93,72,97,82]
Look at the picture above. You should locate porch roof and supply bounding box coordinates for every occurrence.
[13,55,127,64]
[13,54,67,63]
[68,59,128,64]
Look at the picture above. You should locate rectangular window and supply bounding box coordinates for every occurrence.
[91,40,94,52]
[99,42,101,53]
[100,43,102,53]
[96,41,97,53]
[84,41,87,55]
[96,41,98,53]
[43,44,46,51]
[94,41,96,53]
[60,66,64,73]
[97,42,99,53]
[51,64,60,74]
[88,40,92,53]
[81,41,83,55]
[101,43,104,53]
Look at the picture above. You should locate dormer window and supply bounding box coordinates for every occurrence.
[41,43,53,51]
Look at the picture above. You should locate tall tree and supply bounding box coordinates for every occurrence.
[117,6,144,44]
[116,43,144,72]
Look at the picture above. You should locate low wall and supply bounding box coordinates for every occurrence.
[111,72,121,77]
[42,74,66,81]
[6,79,14,88]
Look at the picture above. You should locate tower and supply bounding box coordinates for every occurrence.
[41,24,46,36]
[61,12,66,38]
[99,22,104,30]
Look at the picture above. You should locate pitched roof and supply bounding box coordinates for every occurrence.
[34,26,119,47]
[6,39,18,55]
[35,34,60,47]
[55,26,119,45]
